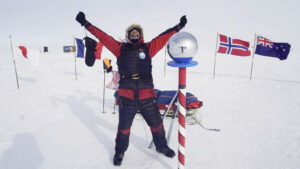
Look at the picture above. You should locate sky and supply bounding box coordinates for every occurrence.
[1,0,300,80]
[1,0,299,47]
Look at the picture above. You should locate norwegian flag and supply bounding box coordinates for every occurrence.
[218,34,251,56]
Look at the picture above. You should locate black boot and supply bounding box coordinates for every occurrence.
[113,152,124,166]
[156,146,175,158]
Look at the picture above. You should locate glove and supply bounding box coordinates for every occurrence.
[179,15,187,28]
[84,36,97,66]
[84,36,97,49]
[76,11,87,26]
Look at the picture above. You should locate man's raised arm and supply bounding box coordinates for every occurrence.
[76,11,122,57]
[146,15,187,58]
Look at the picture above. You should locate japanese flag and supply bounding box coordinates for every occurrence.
[14,44,40,67]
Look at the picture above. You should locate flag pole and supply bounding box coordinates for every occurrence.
[102,69,106,113]
[84,29,88,37]
[249,33,257,80]
[9,35,20,89]
[73,37,78,80]
[213,32,219,79]
[164,46,167,77]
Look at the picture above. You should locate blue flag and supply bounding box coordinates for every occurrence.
[75,38,84,58]
[255,36,291,60]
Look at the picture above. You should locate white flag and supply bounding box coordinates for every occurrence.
[14,43,40,67]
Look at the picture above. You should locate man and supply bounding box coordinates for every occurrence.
[76,12,187,166]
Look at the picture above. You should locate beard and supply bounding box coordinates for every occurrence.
[130,38,139,43]
[129,35,140,43]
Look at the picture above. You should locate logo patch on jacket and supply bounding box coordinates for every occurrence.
[138,48,146,59]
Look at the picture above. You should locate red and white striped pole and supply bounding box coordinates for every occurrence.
[167,31,198,169]
[178,67,186,169]
[169,61,197,169]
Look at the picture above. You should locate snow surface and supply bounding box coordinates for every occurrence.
[1,48,300,169]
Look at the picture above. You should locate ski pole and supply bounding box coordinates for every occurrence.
[166,103,178,144]
[148,91,178,149]
[112,98,117,114]
[102,58,112,113]
[102,69,106,113]
[190,115,220,132]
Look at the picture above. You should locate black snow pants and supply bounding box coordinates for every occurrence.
[115,96,167,153]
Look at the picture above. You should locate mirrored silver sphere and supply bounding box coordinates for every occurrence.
[167,32,198,63]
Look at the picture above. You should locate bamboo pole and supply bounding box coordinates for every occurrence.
[249,33,257,80]
[213,32,219,79]
[164,46,167,77]
[102,69,106,113]
[9,35,20,89]
[73,37,78,80]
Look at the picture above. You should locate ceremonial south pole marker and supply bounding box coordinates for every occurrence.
[167,32,198,169]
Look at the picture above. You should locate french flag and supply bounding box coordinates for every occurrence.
[218,34,251,57]
[95,42,103,59]
[76,38,103,59]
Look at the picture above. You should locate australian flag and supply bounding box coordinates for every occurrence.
[218,34,251,56]
[255,36,291,60]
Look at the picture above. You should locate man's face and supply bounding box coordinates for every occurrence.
[129,29,140,40]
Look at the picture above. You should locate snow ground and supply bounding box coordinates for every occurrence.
[1,51,300,169]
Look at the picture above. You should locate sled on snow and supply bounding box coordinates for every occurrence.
[113,89,203,117]
[106,70,220,131]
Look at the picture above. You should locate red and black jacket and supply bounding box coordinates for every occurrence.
[86,23,182,100]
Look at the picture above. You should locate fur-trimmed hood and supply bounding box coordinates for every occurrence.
[125,24,144,39]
